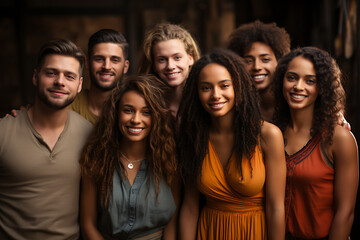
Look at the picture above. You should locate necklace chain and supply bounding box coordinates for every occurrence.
[120,152,143,169]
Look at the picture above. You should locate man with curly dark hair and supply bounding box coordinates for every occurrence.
[228,20,291,121]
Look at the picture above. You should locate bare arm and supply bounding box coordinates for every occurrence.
[163,178,181,240]
[328,126,358,240]
[261,121,286,240]
[80,174,104,240]
[179,184,200,240]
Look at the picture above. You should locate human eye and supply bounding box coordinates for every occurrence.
[45,70,56,77]
[175,55,182,61]
[262,57,271,63]
[157,57,166,63]
[122,108,133,114]
[286,73,296,82]
[244,58,253,64]
[93,56,104,62]
[199,84,211,91]
[142,109,152,116]
[306,78,317,85]
[221,83,230,89]
[112,57,121,63]
[66,74,76,80]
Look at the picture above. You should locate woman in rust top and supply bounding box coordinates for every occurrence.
[273,47,358,239]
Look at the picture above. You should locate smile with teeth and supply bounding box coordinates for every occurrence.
[165,72,180,79]
[209,102,226,109]
[127,127,144,134]
[290,93,306,101]
[252,75,266,82]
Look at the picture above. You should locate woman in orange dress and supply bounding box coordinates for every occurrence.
[178,49,286,240]
[272,47,358,239]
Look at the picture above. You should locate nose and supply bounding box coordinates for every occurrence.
[54,73,65,86]
[294,79,305,90]
[103,58,111,69]
[252,59,262,72]
[167,59,175,70]
[131,112,141,124]
[211,87,221,100]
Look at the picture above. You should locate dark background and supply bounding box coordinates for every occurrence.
[0,0,359,238]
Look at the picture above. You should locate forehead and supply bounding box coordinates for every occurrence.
[120,90,147,106]
[287,56,316,74]
[152,39,187,56]
[91,42,124,57]
[245,41,275,57]
[41,54,80,74]
[199,63,231,82]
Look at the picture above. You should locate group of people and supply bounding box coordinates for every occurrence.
[0,20,358,240]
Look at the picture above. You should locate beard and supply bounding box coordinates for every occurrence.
[37,87,77,110]
[89,69,124,91]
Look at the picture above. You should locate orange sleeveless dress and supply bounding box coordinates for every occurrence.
[197,141,267,240]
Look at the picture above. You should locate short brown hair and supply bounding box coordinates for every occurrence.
[36,38,86,77]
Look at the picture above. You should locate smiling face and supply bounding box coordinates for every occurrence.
[283,56,319,111]
[89,43,129,91]
[243,42,277,91]
[198,63,235,119]
[118,90,152,144]
[33,54,82,109]
[152,39,194,88]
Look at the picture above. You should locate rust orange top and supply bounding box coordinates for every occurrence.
[285,134,334,239]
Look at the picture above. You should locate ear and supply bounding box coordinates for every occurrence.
[123,60,130,74]
[32,69,38,86]
[188,54,194,67]
[77,77,83,93]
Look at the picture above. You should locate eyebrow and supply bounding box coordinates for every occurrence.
[199,79,231,84]
[44,68,78,77]
[92,55,122,59]
[287,71,316,78]
[123,104,149,109]
[244,53,271,58]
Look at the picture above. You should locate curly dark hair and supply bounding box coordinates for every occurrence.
[228,20,290,60]
[176,48,262,184]
[272,47,345,144]
[80,75,177,207]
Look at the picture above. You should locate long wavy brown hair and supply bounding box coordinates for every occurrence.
[272,47,345,144]
[177,49,262,184]
[80,75,177,207]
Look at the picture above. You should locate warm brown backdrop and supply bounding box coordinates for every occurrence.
[0,0,359,237]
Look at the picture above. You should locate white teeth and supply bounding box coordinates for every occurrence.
[292,94,305,99]
[128,128,142,133]
[253,75,265,79]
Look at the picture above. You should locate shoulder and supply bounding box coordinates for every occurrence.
[0,109,26,129]
[68,110,93,132]
[260,121,284,152]
[261,121,283,141]
[330,125,357,154]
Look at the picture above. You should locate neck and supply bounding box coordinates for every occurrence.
[28,97,69,130]
[259,89,275,122]
[166,84,183,117]
[210,110,234,134]
[288,107,314,133]
[88,83,113,116]
[119,139,147,160]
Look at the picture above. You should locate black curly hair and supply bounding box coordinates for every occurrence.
[176,48,262,184]
[272,47,345,144]
[228,20,290,60]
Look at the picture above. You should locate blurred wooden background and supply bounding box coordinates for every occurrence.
[0,0,359,237]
